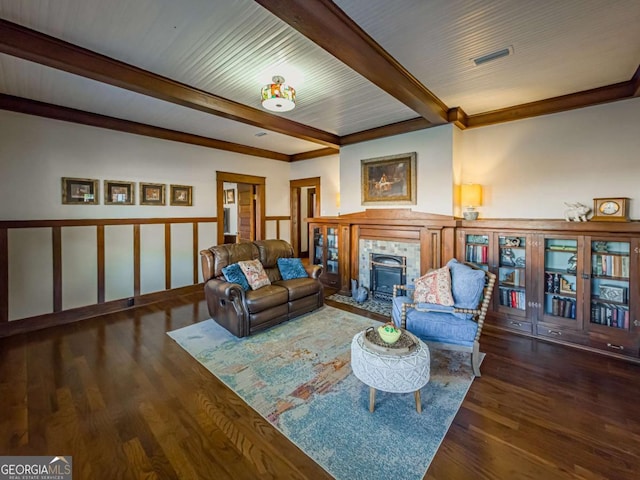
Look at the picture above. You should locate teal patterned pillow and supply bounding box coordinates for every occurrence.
[221,263,250,291]
[277,258,309,280]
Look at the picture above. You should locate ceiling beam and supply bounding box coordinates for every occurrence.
[255,0,449,125]
[0,94,292,162]
[466,80,637,129]
[0,19,339,149]
[340,117,432,146]
[290,148,339,162]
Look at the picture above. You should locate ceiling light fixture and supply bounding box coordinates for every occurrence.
[261,75,296,112]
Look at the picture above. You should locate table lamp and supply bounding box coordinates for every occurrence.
[461,184,482,220]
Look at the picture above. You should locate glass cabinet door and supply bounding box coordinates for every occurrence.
[464,234,489,269]
[312,227,324,266]
[588,239,630,331]
[497,235,526,312]
[326,227,339,274]
[543,237,580,325]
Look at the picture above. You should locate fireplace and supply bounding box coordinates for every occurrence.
[370,253,406,302]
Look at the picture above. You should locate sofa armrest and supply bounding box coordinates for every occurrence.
[204,278,250,337]
[304,264,323,280]
[200,249,215,282]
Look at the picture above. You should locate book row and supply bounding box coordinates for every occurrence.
[549,296,576,319]
[592,254,629,278]
[590,303,630,329]
[499,287,526,310]
[465,245,488,264]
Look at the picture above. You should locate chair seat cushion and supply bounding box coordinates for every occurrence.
[402,309,478,347]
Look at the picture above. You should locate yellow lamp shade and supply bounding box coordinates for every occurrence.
[460,184,482,207]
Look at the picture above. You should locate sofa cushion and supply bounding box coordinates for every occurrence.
[244,285,289,313]
[274,277,321,301]
[447,259,486,315]
[238,259,271,290]
[221,263,250,291]
[277,258,309,280]
[413,266,454,306]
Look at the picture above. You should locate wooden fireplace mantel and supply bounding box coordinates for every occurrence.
[307,209,459,292]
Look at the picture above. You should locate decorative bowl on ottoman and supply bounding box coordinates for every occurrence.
[378,323,401,344]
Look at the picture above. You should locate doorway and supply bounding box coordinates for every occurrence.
[290,177,321,258]
[216,172,265,245]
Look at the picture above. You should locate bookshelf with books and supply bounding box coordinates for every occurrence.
[458,220,640,361]
[457,230,534,334]
[309,224,343,290]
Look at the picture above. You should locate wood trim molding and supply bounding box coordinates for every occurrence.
[164,224,171,290]
[216,171,266,243]
[0,217,216,229]
[255,0,448,124]
[133,225,141,296]
[193,223,199,284]
[0,228,7,323]
[632,64,640,97]
[0,94,291,162]
[0,19,339,148]
[289,177,321,257]
[97,225,105,304]
[52,226,62,312]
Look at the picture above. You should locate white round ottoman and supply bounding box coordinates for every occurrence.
[351,330,430,413]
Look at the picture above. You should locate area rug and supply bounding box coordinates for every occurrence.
[168,306,478,480]
[326,293,393,317]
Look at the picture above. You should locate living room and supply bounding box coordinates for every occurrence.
[1,1,639,479]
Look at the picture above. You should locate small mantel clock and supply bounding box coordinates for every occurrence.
[591,197,630,222]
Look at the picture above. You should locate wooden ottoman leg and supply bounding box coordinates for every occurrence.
[369,387,376,413]
[414,390,422,413]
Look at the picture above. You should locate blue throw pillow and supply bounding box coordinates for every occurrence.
[221,263,250,291]
[446,258,486,310]
[277,258,309,280]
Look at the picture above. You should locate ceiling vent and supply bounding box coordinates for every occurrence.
[472,46,514,66]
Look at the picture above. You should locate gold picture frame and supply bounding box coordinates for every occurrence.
[224,189,235,205]
[104,180,135,205]
[140,182,166,206]
[361,152,416,205]
[61,177,99,205]
[170,184,193,206]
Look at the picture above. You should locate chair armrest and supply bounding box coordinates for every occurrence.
[393,284,414,297]
[304,264,323,280]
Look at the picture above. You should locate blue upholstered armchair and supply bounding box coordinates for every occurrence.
[391,259,496,376]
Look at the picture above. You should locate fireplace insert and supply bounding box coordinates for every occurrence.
[370,253,406,301]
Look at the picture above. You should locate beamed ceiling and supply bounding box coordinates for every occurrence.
[0,0,638,162]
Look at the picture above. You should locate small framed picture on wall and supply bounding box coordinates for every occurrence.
[61,177,99,205]
[104,180,135,205]
[170,184,193,206]
[140,182,166,206]
[224,189,235,205]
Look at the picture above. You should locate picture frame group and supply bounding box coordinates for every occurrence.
[61,177,193,206]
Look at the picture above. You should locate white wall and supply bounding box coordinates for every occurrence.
[222,181,238,234]
[0,110,292,220]
[290,154,340,216]
[459,97,640,219]
[339,125,455,215]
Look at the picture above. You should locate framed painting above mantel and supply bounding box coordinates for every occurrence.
[361,152,416,206]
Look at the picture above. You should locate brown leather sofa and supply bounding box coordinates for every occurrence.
[200,239,324,337]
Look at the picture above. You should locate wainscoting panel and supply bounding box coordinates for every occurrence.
[62,226,97,311]
[105,225,134,302]
[197,222,217,282]
[8,228,53,320]
[170,223,193,289]
[140,224,165,295]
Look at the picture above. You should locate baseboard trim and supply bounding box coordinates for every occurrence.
[0,284,204,338]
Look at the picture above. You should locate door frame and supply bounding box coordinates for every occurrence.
[290,177,321,257]
[216,171,265,245]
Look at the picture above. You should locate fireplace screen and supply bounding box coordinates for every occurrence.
[370,253,406,301]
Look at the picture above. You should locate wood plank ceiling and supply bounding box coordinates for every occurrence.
[0,0,638,162]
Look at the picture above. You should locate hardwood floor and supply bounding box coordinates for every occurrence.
[1,291,639,479]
